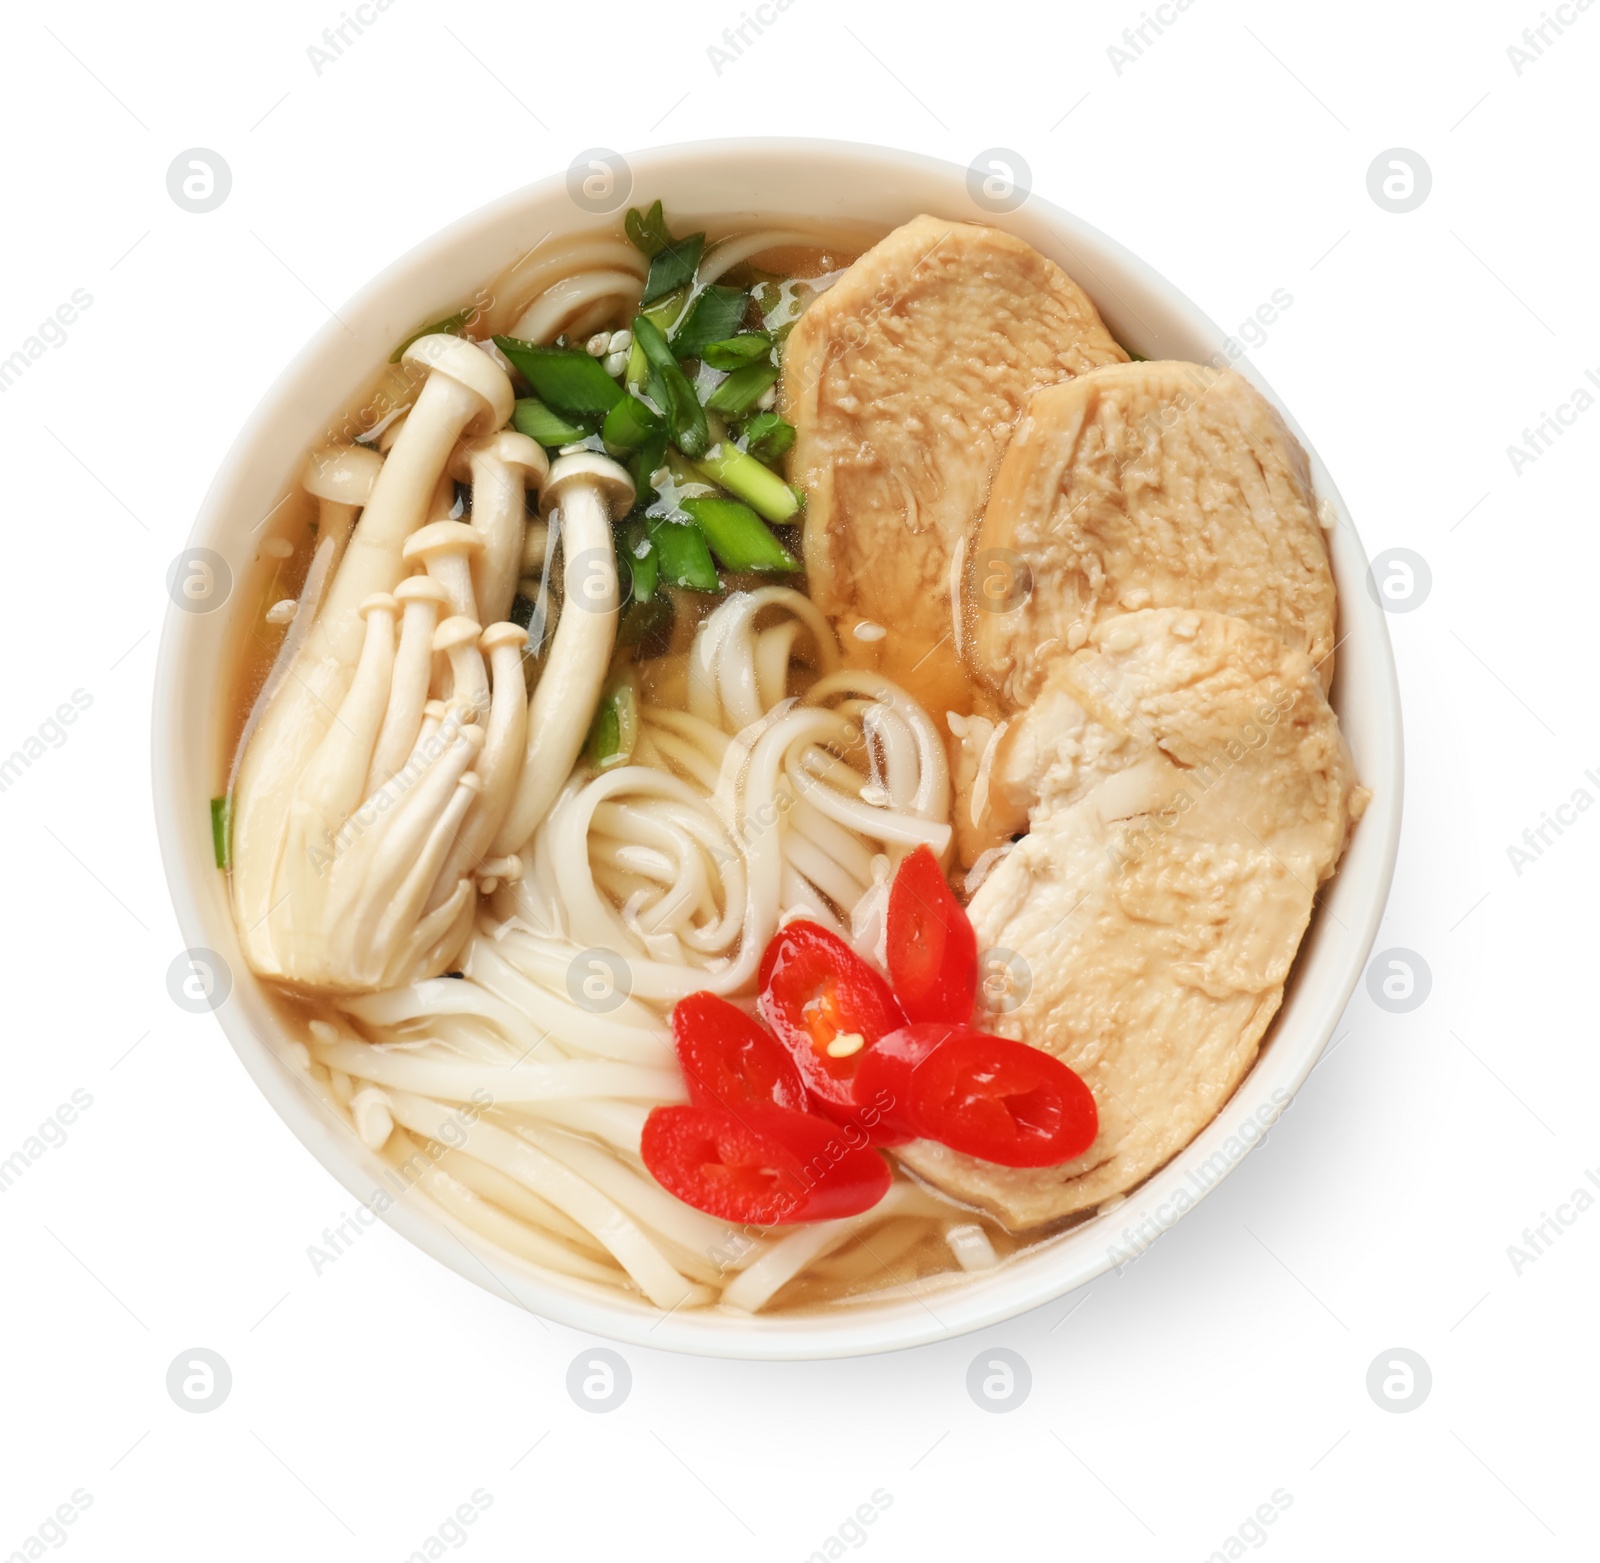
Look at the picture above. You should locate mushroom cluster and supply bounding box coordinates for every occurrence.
[230,333,635,993]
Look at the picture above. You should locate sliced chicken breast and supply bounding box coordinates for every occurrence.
[897,608,1362,1229]
[971,362,1337,707]
[782,214,1126,696]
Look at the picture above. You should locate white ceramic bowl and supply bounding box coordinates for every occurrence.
[152,139,1402,1359]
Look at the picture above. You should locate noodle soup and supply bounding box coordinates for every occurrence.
[213,194,1361,1321]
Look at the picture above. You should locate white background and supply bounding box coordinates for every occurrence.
[0,0,1593,1557]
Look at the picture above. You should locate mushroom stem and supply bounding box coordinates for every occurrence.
[427,622,529,910]
[367,577,448,792]
[453,432,549,628]
[493,453,635,853]
[434,616,489,717]
[292,593,398,823]
[308,708,486,987]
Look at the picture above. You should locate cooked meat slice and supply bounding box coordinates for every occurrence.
[782,214,1126,695]
[896,608,1362,1229]
[971,362,1337,708]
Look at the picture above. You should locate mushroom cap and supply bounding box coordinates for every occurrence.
[401,334,515,436]
[357,592,399,620]
[433,615,485,654]
[402,521,487,565]
[302,444,383,505]
[542,452,636,520]
[479,622,529,653]
[449,430,551,490]
[394,575,452,607]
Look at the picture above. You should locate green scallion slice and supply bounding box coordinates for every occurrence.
[694,441,799,524]
[642,233,706,305]
[620,519,659,603]
[513,397,589,447]
[632,316,708,458]
[493,336,623,416]
[680,496,798,574]
[602,393,665,455]
[646,516,720,593]
[740,411,795,463]
[701,333,774,370]
[704,360,780,417]
[210,795,232,871]
[670,287,750,360]
[625,200,674,259]
[586,674,639,771]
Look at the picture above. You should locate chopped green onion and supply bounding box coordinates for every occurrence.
[670,287,750,360]
[740,411,795,463]
[633,316,708,458]
[642,233,706,305]
[620,518,659,602]
[513,397,589,447]
[640,287,688,338]
[493,336,624,416]
[694,440,799,524]
[646,516,720,593]
[625,200,674,258]
[705,360,780,418]
[586,672,639,771]
[629,425,670,501]
[210,795,232,872]
[602,393,665,454]
[625,337,648,389]
[680,496,799,574]
[390,307,472,363]
[701,333,774,370]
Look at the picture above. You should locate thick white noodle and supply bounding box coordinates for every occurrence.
[486,239,647,338]
[385,1091,706,1310]
[389,1136,624,1285]
[509,269,646,346]
[311,1037,683,1106]
[695,230,825,287]
[719,1185,927,1313]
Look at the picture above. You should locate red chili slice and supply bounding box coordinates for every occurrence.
[907,1030,1099,1168]
[886,845,977,1025]
[758,920,906,1122]
[671,991,807,1113]
[640,1104,891,1224]
[850,1021,969,1142]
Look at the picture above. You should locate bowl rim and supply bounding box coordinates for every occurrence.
[152,136,1403,1360]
